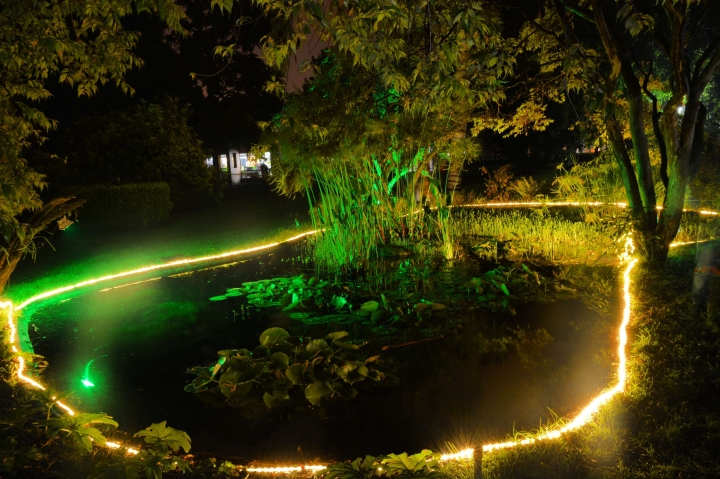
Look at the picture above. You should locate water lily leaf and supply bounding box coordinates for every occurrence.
[358,301,379,316]
[219,371,254,397]
[224,291,242,297]
[304,381,332,405]
[333,340,360,350]
[263,390,289,409]
[286,363,305,384]
[272,375,294,391]
[289,312,312,320]
[209,295,227,301]
[281,293,294,307]
[271,352,289,368]
[307,339,330,353]
[371,308,387,324]
[336,363,360,384]
[259,327,289,346]
[326,331,349,341]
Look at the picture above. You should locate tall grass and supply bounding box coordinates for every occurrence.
[451,209,619,264]
[305,150,430,269]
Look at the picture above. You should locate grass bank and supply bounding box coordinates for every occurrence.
[483,246,720,478]
[5,183,309,304]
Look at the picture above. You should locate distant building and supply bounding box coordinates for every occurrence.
[205,146,271,185]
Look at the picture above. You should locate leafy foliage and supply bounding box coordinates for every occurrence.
[58,98,221,210]
[67,182,173,230]
[0,0,185,252]
[324,450,457,479]
[186,328,394,417]
[134,421,191,455]
[41,413,118,453]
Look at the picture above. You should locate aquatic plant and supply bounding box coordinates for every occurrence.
[185,327,394,417]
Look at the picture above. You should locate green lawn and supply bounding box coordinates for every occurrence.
[6,182,310,304]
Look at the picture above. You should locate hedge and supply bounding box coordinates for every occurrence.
[66,182,173,230]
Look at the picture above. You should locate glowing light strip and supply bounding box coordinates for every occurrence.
[450,200,720,216]
[669,239,713,248]
[0,214,709,469]
[14,230,320,311]
[0,232,322,458]
[247,466,327,473]
[481,254,638,452]
[440,448,474,461]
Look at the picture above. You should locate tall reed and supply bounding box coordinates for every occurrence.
[306,150,429,269]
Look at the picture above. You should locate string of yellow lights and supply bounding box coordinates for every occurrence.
[1,203,717,471]
[14,230,321,312]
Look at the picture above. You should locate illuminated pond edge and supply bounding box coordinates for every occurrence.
[1,201,716,472]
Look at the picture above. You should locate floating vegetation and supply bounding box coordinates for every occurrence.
[186,328,396,418]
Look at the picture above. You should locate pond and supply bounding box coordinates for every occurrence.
[22,244,613,464]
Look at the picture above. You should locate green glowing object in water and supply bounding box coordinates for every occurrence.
[81,355,105,388]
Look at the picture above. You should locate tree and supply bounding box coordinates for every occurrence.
[486,0,720,261]
[59,97,221,210]
[0,0,187,292]
[252,0,513,179]
[252,0,720,263]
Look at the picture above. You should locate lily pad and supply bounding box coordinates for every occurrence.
[209,295,227,301]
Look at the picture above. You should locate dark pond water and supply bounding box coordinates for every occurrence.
[24,245,612,464]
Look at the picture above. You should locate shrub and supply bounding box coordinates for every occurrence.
[59,98,222,210]
[68,182,172,230]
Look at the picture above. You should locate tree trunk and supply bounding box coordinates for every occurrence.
[0,197,86,292]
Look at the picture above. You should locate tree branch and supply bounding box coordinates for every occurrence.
[638,59,669,190]
[564,4,596,23]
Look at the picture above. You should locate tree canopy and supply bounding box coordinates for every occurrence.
[57,97,221,210]
[0,0,193,291]
[252,0,720,261]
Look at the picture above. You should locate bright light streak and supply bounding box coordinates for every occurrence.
[440,448,474,461]
[247,467,303,473]
[481,253,638,453]
[14,230,321,311]
[245,465,327,473]
[1,232,323,458]
[99,277,161,292]
[0,214,710,468]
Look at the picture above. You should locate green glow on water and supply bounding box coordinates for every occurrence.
[81,356,104,388]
